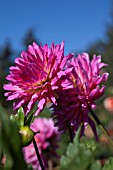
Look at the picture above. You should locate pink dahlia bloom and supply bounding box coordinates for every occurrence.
[4,42,73,115]
[23,117,60,170]
[52,53,109,139]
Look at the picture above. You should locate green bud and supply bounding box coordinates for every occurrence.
[19,126,34,147]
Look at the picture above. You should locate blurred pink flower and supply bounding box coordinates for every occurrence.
[104,97,113,112]
[4,42,73,115]
[23,117,60,170]
[52,53,108,139]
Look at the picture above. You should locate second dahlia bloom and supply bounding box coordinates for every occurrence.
[52,53,109,139]
[23,118,60,170]
[4,42,73,115]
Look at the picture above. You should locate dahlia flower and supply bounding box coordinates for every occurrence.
[52,53,109,139]
[23,117,60,170]
[4,42,73,115]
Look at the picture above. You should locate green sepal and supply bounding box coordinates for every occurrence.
[24,110,35,126]
[10,114,18,124]
[17,107,25,126]
[19,126,34,147]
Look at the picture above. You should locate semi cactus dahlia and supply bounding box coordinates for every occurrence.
[4,42,73,115]
[52,53,109,139]
[23,118,60,170]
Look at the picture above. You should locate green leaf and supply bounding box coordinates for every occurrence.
[39,107,51,118]
[90,162,101,170]
[24,110,34,126]
[73,123,82,145]
[0,103,28,170]
[0,119,3,170]
[10,114,18,124]
[59,125,102,170]
[17,107,25,126]
[10,107,35,127]
[102,157,113,170]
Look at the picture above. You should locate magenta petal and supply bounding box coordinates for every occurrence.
[4,42,73,115]
[13,99,25,110]
[88,117,98,141]
[13,96,30,111]
[23,117,59,170]
[57,71,66,78]
[7,93,20,100]
[33,42,43,60]
[60,53,74,68]
[35,98,46,116]
[102,73,109,81]
[26,94,38,113]
[49,92,57,105]
[4,84,21,91]
[52,86,58,90]
[6,75,17,82]
[38,98,46,110]
[52,52,108,139]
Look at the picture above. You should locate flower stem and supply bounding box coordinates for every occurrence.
[67,120,73,142]
[33,138,45,170]
[89,108,113,147]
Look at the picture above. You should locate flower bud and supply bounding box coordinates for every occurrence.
[19,126,34,147]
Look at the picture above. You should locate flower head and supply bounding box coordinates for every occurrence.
[23,117,60,170]
[4,42,73,115]
[52,53,109,139]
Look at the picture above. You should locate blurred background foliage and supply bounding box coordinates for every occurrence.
[1,5,113,170]
[1,105,113,170]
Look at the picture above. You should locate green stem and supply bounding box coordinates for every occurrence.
[33,138,45,170]
[90,108,113,147]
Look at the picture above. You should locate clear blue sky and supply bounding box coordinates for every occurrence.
[0,0,112,54]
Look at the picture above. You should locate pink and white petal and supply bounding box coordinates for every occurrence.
[48,92,57,105]
[13,96,30,111]
[60,53,74,69]
[33,42,43,61]
[4,84,21,91]
[26,94,38,113]
[7,93,20,100]
[13,99,26,110]
[35,98,46,116]
[57,70,66,78]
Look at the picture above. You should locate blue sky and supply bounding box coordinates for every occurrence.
[0,0,112,54]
